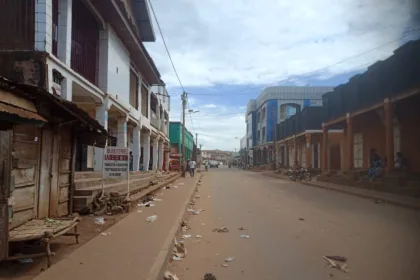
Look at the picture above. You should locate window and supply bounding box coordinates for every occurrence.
[129,70,139,109]
[353,133,363,168]
[141,84,149,118]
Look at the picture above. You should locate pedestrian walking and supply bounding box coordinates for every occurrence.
[189,159,197,177]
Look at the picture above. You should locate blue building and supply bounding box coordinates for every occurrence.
[245,86,334,165]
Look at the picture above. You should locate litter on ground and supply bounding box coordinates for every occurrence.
[240,235,250,238]
[100,232,111,236]
[225,257,235,262]
[94,217,105,225]
[323,256,348,273]
[181,234,192,239]
[195,234,203,238]
[213,227,229,233]
[146,215,158,222]
[164,271,179,280]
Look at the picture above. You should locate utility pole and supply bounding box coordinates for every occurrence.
[181,92,187,177]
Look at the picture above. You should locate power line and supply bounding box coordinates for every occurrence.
[185,29,420,97]
[148,0,185,92]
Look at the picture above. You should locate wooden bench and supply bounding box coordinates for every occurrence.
[7,215,80,267]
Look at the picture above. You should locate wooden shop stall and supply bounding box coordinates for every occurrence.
[0,77,108,266]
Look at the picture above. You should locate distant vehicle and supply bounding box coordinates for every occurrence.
[209,160,219,168]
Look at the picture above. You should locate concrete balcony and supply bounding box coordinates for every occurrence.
[151,112,160,129]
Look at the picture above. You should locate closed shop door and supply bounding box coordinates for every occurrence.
[0,130,12,261]
[10,125,40,229]
[353,133,363,168]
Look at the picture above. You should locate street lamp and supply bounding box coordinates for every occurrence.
[188,109,199,114]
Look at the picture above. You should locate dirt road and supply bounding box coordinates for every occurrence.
[166,167,420,280]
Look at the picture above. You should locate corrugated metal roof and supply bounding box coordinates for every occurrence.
[0,101,47,123]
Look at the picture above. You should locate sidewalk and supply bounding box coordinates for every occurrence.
[34,175,201,280]
[262,171,420,210]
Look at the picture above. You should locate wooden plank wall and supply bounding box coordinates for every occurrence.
[57,129,72,217]
[10,125,40,230]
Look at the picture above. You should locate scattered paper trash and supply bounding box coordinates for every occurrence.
[94,217,105,225]
[153,198,163,201]
[213,227,229,233]
[325,256,348,262]
[172,256,183,261]
[201,223,206,226]
[221,264,229,268]
[173,239,187,259]
[137,210,143,213]
[17,258,33,264]
[240,235,250,238]
[225,257,235,262]
[323,256,348,273]
[164,271,179,280]
[100,232,111,236]
[195,234,203,238]
[146,215,158,222]
[181,234,192,239]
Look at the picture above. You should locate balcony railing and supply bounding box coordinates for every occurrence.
[151,112,160,129]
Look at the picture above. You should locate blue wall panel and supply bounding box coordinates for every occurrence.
[266,100,278,142]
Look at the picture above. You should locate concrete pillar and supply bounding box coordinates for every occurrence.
[165,152,170,171]
[57,0,72,65]
[117,116,128,148]
[35,0,53,52]
[158,140,164,170]
[61,78,72,101]
[384,99,394,173]
[322,125,328,172]
[132,126,141,171]
[305,134,312,168]
[94,104,108,171]
[141,131,151,171]
[346,114,353,171]
[152,137,159,170]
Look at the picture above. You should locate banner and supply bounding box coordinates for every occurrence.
[104,147,129,179]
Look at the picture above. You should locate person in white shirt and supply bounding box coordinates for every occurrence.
[188,159,197,177]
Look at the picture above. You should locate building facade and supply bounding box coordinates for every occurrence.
[246,86,334,165]
[201,150,232,165]
[0,0,170,172]
[169,122,194,160]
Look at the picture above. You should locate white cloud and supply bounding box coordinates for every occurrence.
[169,96,245,151]
[146,0,413,88]
[203,104,217,108]
[148,0,416,150]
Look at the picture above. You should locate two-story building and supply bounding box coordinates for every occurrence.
[246,86,333,165]
[0,0,170,172]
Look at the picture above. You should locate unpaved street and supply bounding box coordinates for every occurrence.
[167,168,420,280]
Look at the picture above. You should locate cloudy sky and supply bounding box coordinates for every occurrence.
[145,0,419,151]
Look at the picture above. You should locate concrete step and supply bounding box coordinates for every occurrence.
[73,173,178,212]
[74,173,168,189]
[75,170,158,180]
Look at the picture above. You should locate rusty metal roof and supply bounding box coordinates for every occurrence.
[0,101,47,123]
[0,77,109,146]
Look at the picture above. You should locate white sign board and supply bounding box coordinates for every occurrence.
[104,147,129,179]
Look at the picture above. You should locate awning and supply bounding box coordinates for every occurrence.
[0,77,109,147]
[0,102,47,124]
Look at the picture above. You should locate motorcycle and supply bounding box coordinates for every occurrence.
[288,167,311,182]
